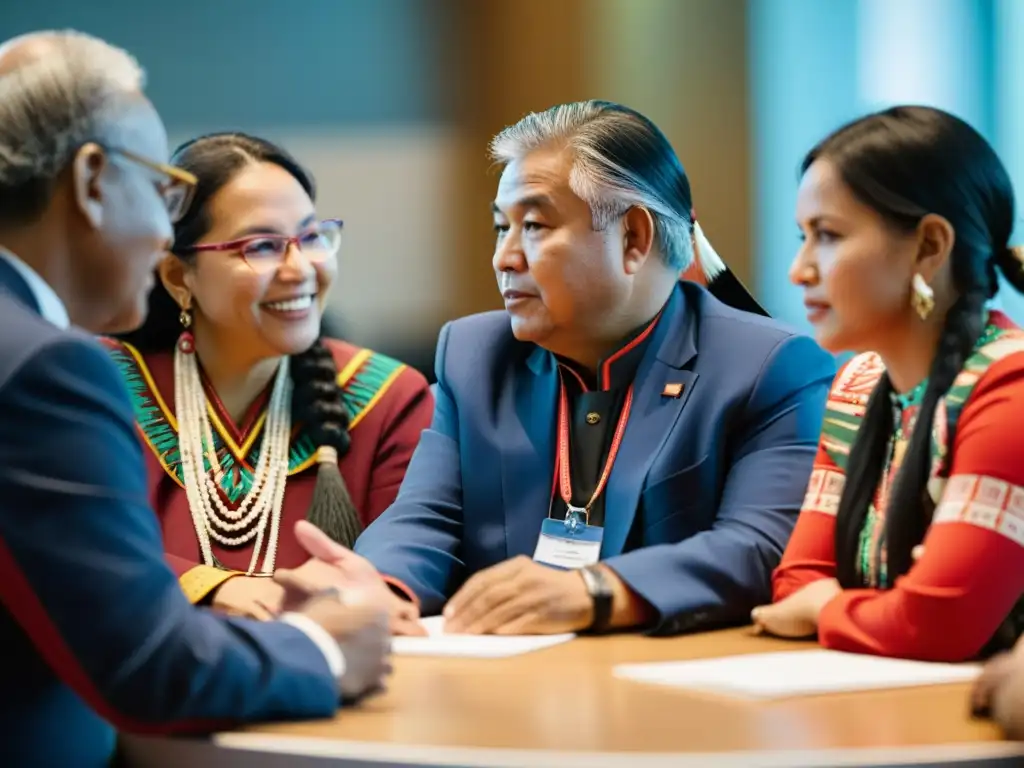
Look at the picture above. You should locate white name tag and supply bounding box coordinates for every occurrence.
[532,518,603,569]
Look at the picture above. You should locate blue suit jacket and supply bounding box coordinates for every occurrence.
[356,282,836,633]
[0,259,338,767]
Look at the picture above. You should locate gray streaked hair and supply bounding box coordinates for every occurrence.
[0,30,145,222]
[489,100,724,279]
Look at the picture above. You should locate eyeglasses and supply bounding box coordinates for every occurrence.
[178,219,344,272]
[105,146,198,223]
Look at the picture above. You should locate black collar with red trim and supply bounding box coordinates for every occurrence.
[556,310,662,393]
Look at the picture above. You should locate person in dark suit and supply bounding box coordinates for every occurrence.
[309,101,834,637]
[0,30,389,768]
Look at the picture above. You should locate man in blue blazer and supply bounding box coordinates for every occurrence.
[0,31,388,767]
[354,101,836,636]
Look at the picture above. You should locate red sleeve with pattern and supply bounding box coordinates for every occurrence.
[817,354,1024,661]
[771,442,843,601]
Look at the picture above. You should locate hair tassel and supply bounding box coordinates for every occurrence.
[691,220,727,284]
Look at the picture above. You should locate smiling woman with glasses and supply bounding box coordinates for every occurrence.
[105,132,432,630]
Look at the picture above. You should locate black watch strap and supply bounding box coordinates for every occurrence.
[580,565,613,633]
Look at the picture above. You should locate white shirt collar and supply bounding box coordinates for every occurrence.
[0,248,70,329]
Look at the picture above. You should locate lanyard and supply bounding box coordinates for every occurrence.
[555,371,634,532]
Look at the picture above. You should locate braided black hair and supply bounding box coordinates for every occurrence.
[116,132,363,547]
[290,339,362,547]
[802,107,1024,595]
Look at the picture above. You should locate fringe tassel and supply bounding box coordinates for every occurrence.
[306,446,363,549]
[680,219,769,317]
[681,220,727,285]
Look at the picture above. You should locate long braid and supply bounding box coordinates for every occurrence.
[883,286,988,580]
[835,280,992,587]
[290,338,363,547]
[834,378,894,587]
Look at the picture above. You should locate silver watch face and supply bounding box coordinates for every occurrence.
[583,566,611,597]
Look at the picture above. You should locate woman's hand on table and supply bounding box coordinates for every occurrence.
[749,578,841,638]
[210,576,286,621]
[272,521,427,636]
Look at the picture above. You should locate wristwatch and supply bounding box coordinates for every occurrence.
[579,565,613,633]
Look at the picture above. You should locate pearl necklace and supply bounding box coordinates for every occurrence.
[174,333,292,576]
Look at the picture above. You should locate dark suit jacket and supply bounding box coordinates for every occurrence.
[0,258,338,767]
[356,282,836,633]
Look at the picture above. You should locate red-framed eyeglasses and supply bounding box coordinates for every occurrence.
[177,219,344,271]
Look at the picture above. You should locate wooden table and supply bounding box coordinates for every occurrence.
[122,627,1024,767]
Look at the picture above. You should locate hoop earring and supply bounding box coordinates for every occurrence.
[179,307,192,329]
[911,273,935,320]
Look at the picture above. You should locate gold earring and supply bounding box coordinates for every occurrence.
[179,307,192,329]
[911,273,934,320]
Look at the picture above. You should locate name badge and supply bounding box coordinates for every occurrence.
[533,518,603,570]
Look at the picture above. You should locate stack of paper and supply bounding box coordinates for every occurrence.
[613,649,982,699]
[391,616,575,658]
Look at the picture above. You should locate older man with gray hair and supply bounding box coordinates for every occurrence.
[349,100,835,638]
[0,30,390,767]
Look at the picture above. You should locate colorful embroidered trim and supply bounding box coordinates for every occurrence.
[337,350,406,429]
[178,564,240,604]
[945,333,1024,422]
[809,320,1024,586]
[819,325,1024,472]
[933,474,1024,548]
[802,468,845,516]
[819,352,885,471]
[104,340,407,502]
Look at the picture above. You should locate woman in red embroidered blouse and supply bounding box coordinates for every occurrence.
[750,106,1024,662]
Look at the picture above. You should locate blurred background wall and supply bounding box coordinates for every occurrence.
[2,0,1022,378]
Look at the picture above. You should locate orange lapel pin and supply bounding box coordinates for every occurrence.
[662,382,684,398]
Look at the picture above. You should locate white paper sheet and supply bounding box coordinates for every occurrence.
[391,616,575,658]
[613,649,982,700]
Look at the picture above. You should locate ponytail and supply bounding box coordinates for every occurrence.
[290,338,363,548]
[685,212,768,317]
[834,378,895,587]
[883,285,988,579]
[996,246,1024,293]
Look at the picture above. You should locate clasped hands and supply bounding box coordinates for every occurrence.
[211,521,424,635]
[216,532,602,635]
[210,521,401,701]
[289,547,597,635]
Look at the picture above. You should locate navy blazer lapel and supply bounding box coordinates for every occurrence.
[0,255,41,315]
[602,284,698,557]
[501,344,559,558]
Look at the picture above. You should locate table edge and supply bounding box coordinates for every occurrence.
[183,733,1024,767]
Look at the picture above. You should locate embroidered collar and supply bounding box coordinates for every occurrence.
[889,317,1006,411]
[102,340,407,505]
